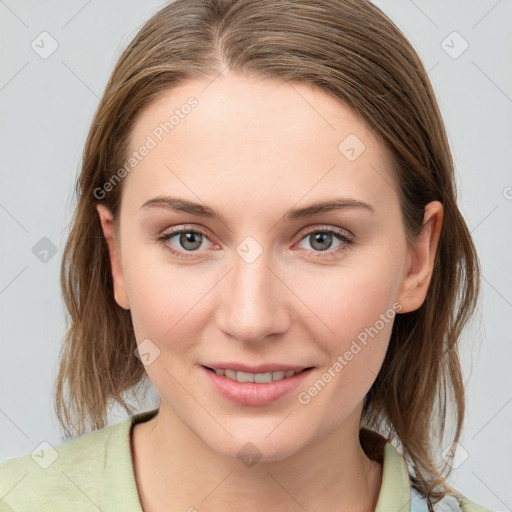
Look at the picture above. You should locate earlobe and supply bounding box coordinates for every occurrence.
[397,201,443,313]
[95,203,130,310]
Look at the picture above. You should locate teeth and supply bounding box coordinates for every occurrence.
[214,368,301,383]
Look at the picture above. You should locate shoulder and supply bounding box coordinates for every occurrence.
[411,486,494,512]
[374,437,494,512]
[0,416,130,510]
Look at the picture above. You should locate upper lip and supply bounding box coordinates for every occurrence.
[202,363,313,373]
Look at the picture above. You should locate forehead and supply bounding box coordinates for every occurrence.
[122,72,398,215]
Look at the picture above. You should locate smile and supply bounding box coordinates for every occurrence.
[204,366,310,383]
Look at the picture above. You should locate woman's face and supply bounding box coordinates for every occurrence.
[98,72,440,461]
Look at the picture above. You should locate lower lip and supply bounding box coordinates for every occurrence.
[201,366,314,406]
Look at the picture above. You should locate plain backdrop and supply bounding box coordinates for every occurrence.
[1,0,511,509]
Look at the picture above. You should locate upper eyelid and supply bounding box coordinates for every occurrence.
[296,224,354,240]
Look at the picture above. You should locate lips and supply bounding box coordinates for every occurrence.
[201,362,312,374]
[204,366,308,383]
[202,365,315,406]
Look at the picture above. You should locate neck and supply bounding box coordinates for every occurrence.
[131,404,383,512]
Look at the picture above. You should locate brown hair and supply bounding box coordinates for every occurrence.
[55,0,480,507]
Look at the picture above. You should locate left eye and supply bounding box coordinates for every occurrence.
[159,229,213,255]
[296,229,351,253]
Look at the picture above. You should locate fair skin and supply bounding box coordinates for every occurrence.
[96,72,442,512]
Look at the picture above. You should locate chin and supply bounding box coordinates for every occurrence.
[202,429,306,465]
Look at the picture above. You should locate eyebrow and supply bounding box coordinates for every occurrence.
[140,195,374,224]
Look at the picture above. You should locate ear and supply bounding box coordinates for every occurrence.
[397,201,443,313]
[96,203,130,310]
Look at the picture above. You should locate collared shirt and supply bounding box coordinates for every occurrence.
[0,408,491,511]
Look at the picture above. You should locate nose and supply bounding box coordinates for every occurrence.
[216,248,290,344]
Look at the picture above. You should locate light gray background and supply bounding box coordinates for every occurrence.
[1,0,511,509]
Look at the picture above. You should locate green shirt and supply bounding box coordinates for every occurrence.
[0,408,491,511]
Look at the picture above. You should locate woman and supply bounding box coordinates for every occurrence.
[0,0,492,511]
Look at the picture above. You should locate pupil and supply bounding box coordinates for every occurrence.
[180,232,202,250]
[312,232,331,251]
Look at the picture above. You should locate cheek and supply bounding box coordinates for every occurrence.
[121,242,203,349]
[293,248,404,400]
[125,261,206,395]
[297,275,398,421]
[319,283,395,392]
[298,257,404,346]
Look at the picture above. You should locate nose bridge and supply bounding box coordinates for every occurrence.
[217,237,288,342]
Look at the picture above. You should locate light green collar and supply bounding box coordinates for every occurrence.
[105,409,413,512]
[375,441,412,512]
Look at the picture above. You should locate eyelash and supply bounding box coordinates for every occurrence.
[155,225,354,260]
